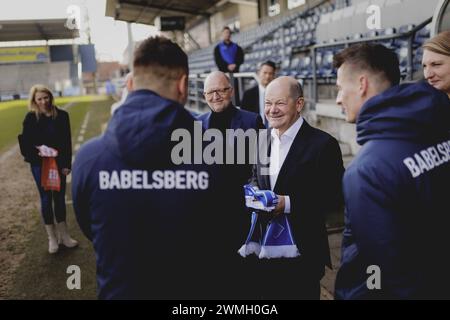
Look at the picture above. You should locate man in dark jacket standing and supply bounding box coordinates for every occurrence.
[334,43,450,299]
[72,36,225,299]
[214,26,244,105]
[214,27,244,73]
[245,76,344,299]
[241,60,276,126]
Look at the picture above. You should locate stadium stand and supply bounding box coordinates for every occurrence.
[189,0,434,78]
[188,0,436,102]
[189,0,335,75]
[186,0,441,156]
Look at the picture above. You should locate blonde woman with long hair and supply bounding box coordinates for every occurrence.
[19,85,78,254]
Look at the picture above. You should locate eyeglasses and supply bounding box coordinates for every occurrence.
[204,87,231,97]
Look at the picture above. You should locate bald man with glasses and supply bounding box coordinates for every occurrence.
[199,71,264,135]
[197,71,264,298]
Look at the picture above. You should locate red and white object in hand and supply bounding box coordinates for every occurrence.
[36,145,58,157]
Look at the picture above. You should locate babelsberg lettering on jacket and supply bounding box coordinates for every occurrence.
[403,139,450,178]
[99,170,209,190]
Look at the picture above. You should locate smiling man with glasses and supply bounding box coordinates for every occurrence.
[197,71,264,298]
[200,71,264,128]
[198,70,264,191]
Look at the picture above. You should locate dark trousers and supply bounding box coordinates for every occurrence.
[228,73,241,106]
[31,165,67,225]
[242,256,322,300]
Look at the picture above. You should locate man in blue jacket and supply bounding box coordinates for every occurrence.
[214,27,244,74]
[197,71,264,298]
[72,36,226,299]
[334,43,450,299]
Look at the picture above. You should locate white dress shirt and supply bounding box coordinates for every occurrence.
[269,116,304,214]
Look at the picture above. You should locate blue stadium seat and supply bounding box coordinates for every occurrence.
[280,58,291,76]
[399,24,415,34]
[298,56,312,78]
[380,27,397,49]
[319,50,336,78]
[312,14,320,24]
[315,51,323,76]
[283,35,289,44]
[289,57,300,77]
[413,46,424,73]
[397,46,409,75]
[305,32,314,46]
[414,23,431,48]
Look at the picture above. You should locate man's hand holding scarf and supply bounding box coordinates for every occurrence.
[239,185,300,259]
[270,195,285,216]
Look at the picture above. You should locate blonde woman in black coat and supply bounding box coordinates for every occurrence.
[20,85,78,254]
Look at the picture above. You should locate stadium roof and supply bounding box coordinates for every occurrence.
[0,19,79,42]
[105,0,225,25]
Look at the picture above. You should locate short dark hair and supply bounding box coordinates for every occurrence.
[133,36,188,79]
[333,43,400,86]
[222,26,231,32]
[259,60,276,70]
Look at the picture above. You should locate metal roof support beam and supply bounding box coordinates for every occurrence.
[35,22,48,40]
[118,0,211,17]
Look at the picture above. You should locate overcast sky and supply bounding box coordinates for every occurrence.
[0,0,159,61]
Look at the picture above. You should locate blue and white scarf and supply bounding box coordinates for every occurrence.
[238,185,301,259]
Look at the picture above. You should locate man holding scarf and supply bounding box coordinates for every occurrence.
[241,76,344,299]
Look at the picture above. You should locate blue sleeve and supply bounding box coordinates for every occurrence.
[255,115,265,130]
[343,163,414,298]
[60,111,72,169]
[71,147,94,241]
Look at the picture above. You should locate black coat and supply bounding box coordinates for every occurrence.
[248,120,344,297]
[19,108,72,170]
[240,85,260,114]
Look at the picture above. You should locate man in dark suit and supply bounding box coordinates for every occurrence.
[246,76,344,299]
[241,60,276,126]
[197,71,264,298]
